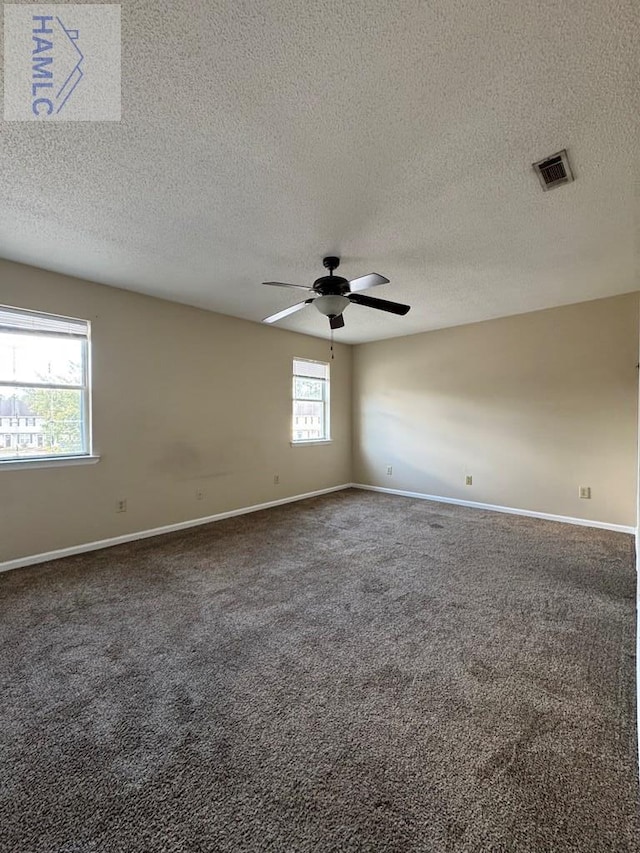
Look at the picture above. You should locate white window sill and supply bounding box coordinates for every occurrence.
[0,455,101,471]
[290,440,333,447]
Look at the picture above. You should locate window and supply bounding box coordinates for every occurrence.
[292,358,330,442]
[0,306,91,462]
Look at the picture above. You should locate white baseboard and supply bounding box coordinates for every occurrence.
[0,484,353,573]
[352,483,636,535]
[3,481,634,573]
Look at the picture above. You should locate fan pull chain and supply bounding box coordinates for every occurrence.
[330,327,334,359]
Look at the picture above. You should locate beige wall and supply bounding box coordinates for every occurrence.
[353,294,639,527]
[0,260,352,563]
[1,259,637,565]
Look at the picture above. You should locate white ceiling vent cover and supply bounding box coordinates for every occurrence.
[532,149,574,191]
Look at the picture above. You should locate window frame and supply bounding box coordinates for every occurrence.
[291,357,331,445]
[0,305,96,467]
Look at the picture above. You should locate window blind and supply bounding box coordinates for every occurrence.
[0,306,88,338]
[293,358,328,379]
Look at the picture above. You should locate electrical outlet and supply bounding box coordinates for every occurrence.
[386,465,393,476]
[579,486,591,499]
[195,489,204,501]
[116,499,127,513]
[273,474,280,485]
[465,475,473,486]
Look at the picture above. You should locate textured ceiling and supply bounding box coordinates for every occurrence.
[1,0,639,343]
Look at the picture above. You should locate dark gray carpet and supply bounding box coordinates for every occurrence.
[1,489,638,852]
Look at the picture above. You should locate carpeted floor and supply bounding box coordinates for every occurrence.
[1,489,638,852]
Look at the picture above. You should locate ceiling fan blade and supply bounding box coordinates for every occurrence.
[348,293,410,315]
[329,314,345,330]
[263,281,312,290]
[348,273,390,293]
[263,299,314,324]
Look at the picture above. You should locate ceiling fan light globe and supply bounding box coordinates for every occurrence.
[314,295,350,317]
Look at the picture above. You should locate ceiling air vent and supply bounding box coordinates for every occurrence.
[532,149,574,191]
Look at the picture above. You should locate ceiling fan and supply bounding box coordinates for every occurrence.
[262,256,410,330]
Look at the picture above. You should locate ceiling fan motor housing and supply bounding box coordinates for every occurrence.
[313,275,350,295]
